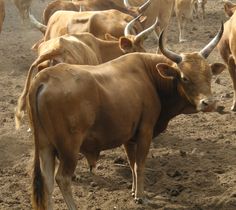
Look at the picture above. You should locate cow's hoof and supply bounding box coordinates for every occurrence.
[131,191,135,197]
[134,197,143,204]
[72,174,79,182]
[179,39,187,43]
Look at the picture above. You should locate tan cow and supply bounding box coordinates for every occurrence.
[36,0,174,42]
[117,0,175,41]
[0,0,5,33]
[15,17,158,128]
[175,0,197,42]
[24,25,225,209]
[13,0,32,21]
[194,0,207,19]
[42,0,150,24]
[30,9,144,42]
[218,1,236,110]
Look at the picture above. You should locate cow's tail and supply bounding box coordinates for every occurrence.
[29,13,47,34]
[29,84,47,210]
[15,62,38,130]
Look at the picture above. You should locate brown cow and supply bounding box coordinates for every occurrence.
[0,0,5,33]
[23,25,225,209]
[42,0,150,24]
[13,0,32,21]
[218,1,236,111]
[15,16,158,129]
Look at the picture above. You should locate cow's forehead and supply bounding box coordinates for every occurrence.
[177,52,211,74]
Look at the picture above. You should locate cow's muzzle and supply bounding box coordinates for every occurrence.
[197,97,216,112]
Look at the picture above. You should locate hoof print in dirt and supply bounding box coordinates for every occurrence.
[113,156,126,165]
[167,185,185,197]
[134,197,144,204]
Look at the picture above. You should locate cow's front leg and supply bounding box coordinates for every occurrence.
[134,128,152,204]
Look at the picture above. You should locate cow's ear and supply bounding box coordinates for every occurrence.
[119,37,133,52]
[104,33,118,41]
[210,63,226,75]
[156,63,179,79]
[224,2,236,17]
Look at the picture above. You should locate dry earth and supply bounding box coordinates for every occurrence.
[1,0,236,209]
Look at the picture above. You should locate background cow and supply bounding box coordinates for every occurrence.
[13,0,32,21]
[218,1,236,110]
[42,0,150,24]
[0,0,5,33]
[175,0,197,42]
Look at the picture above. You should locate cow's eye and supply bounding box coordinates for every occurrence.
[181,76,190,83]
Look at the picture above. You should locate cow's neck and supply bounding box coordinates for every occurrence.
[142,54,196,137]
[98,40,124,63]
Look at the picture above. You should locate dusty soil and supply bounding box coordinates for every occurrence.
[1,0,236,209]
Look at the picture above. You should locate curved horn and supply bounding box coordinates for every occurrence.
[135,17,159,42]
[159,30,182,64]
[199,22,224,58]
[124,14,142,36]
[124,0,131,8]
[138,0,151,13]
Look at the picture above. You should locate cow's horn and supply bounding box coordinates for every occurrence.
[159,30,182,64]
[124,14,142,36]
[135,17,159,42]
[199,23,224,58]
[139,0,151,13]
[124,0,131,8]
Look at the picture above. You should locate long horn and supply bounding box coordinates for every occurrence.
[124,0,131,8]
[199,22,224,58]
[135,17,159,42]
[124,14,142,36]
[29,13,47,34]
[159,30,182,64]
[138,0,151,13]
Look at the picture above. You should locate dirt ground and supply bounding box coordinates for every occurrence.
[1,0,236,209]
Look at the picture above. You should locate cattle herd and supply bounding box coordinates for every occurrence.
[1,0,236,209]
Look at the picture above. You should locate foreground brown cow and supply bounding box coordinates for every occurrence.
[23,25,225,209]
[0,0,5,33]
[218,1,236,111]
[42,0,150,24]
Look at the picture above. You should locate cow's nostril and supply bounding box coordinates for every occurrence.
[201,99,209,107]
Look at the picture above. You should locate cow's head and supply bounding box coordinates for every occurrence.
[224,1,236,17]
[118,15,159,53]
[157,24,226,112]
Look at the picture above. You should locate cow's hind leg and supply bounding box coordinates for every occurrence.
[55,134,82,210]
[228,56,236,111]
[124,142,136,197]
[40,146,55,210]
